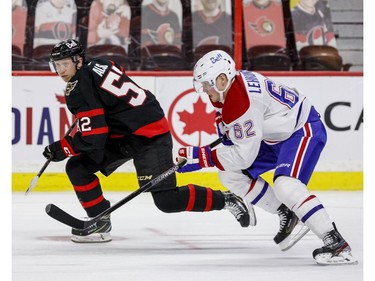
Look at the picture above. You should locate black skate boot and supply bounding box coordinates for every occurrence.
[223,191,256,227]
[274,204,310,251]
[313,222,358,265]
[71,215,112,243]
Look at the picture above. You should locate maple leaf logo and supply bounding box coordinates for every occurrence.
[177,96,216,145]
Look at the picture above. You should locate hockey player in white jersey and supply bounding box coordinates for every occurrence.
[177,50,357,265]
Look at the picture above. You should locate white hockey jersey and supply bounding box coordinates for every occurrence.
[211,70,312,171]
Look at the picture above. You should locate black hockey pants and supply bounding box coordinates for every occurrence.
[65,132,225,216]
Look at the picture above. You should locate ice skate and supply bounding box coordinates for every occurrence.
[223,191,256,227]
[274,204,310,251]
[71,215,112,243]
[313,223,358,265]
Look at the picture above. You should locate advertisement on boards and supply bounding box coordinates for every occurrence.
[12,74,363,173]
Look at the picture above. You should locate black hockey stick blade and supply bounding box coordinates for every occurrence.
[45,203,86,229]
[45,158,187,230]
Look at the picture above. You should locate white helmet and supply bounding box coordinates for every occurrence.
[193,50,236,102]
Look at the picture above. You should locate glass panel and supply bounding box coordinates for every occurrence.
[34,0,77,47]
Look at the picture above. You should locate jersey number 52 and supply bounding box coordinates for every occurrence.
[101,71,147,107]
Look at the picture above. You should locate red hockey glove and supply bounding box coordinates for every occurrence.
[177,146,214,173]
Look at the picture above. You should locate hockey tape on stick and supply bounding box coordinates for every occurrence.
[25,119,79,196]
[45,137,222,230]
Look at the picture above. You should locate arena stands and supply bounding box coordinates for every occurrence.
[11,0,363,71]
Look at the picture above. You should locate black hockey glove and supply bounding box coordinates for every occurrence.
[43,141,67,162]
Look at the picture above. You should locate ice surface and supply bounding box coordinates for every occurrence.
[12,191,364,281]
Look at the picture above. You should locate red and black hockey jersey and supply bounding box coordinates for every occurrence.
[64,57,170,161]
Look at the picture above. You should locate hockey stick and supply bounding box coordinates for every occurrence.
[25,119,78,196]
[45,137,223,231]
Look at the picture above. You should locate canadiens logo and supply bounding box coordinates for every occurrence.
[65,80,78,96]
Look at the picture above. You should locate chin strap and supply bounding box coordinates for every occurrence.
[215,78,234,102]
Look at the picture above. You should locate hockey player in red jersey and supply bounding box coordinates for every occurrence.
[43,39,255,243]
[177,49,357,265]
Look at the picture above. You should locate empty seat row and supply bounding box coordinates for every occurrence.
[12,0,348,71]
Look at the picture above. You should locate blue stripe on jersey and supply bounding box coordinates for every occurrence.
[251,181,268,205]
[301,204,324,223]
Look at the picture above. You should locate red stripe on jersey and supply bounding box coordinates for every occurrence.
[204,188,213,211]
[211,149,225,170]
[133,117,170,138]
[76,108,105,118]
[186,184,196,211]
[297,195,316,208]
[81,127,109,136]
[73,177,99,192]
[292,123,312,178]
[81,195,105,208]
[60,137,79,156]
[245,180,257,196]
[110,134,125,138]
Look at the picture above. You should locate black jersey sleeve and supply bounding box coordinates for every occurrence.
[65,65,108,162]
[64,57,170,162]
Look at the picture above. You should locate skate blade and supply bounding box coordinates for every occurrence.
[248,203,257,227]
[71,233,112,243]
[315,251,358,266]
[279,224,310,251]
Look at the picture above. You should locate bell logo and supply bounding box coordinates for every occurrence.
[210,54,223,64]
[66,41,77,48]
